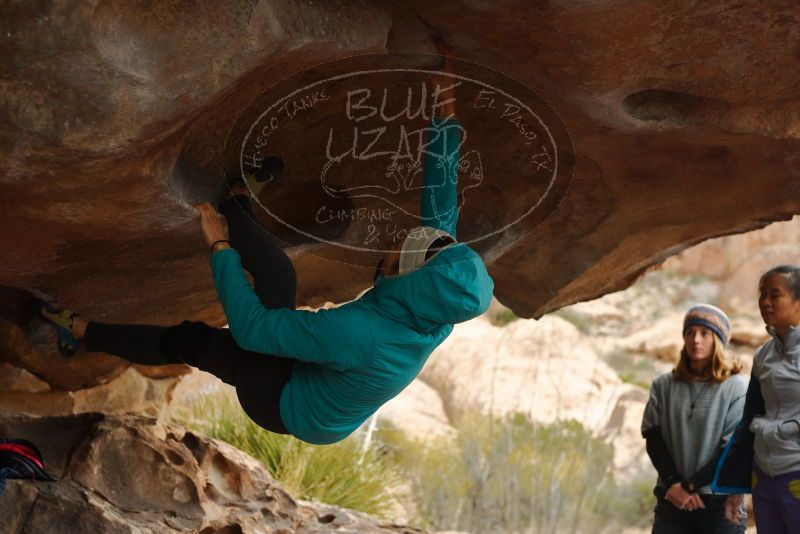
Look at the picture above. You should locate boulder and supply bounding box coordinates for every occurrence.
[730,317,770,348]
[0,366,180,418]
[378,379,455,440]
[1,1,800,397]
[621,313,685,363]
[0,413,424,534]
[663,217,800,281]
[557,299,627,335]
[420,315,652,481]
[422,316,625,431]
[719,244,800,314]
[600,386,654,482]
[2,2,800,526]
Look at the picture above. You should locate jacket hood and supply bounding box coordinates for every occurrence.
[366,243,494,331]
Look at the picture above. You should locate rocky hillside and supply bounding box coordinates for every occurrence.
[379,216,799,485]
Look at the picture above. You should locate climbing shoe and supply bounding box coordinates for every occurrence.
[34,299,82,357]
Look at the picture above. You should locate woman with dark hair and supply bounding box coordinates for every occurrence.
[641,304,747,533]
[715,264,800,533]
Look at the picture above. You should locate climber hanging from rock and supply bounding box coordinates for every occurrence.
[35,40,493,445]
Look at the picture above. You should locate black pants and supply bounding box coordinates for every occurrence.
[83,195,298,434]
[652,494,746,534]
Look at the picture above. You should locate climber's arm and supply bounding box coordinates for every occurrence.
[210,248,371,368]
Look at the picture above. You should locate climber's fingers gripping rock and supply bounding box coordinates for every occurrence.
[197,202,229,248]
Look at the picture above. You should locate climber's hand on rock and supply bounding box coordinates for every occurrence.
[428,38,457,119]
[197,203,228,247]
[433,36,456,63]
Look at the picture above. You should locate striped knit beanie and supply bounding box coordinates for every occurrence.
[683,304,732,346]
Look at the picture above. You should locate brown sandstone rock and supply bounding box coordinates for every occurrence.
[421,315,625,430]
[600,386,654,482]
[663,218,800,282]
[7,3,799,528]
[730,317,771,348]
[2,1,799,396]
[419,315,653,481]
[0,362,49,393]
[621,312,685,363]
[719,244,800,314]
[0,413,424,534]
[378,378,455,440]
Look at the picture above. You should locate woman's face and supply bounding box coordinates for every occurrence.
[684,325,716,363]
[759,274,800,329]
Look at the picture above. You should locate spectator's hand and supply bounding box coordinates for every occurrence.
[665,483,699,511]
[196,203,229,248]
[688,493,706,510]
[725,494,747,524]
[749,416,765,434]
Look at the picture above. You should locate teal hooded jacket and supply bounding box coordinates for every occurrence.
[210,116,494,444]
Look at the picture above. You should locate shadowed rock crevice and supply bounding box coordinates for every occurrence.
[623,89,731,126]
[200,525,245,534]
[623,89,800,139]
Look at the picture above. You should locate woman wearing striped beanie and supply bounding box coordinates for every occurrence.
[641,303,746,533]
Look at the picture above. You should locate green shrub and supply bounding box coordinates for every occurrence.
[491,309,519,327]
[171,394,655,530]
[618,371,651,390]
[170,392,400,517]
[381,412,633,533]
[595,474,655,528]
[552,308,593,334]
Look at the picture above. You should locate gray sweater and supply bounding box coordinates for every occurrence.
[751,325,800,476]
[642,372,747,493]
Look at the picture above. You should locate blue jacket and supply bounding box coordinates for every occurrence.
[210,117,494,444]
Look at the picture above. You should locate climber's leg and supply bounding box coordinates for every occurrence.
[159,320,294,434]
[214,192,299,433]
[81,319,234,373]
[82,319,241,383]
[231,346,295,434]
[82,321,178,365]
[84,319,292,433]
[217,193,297,310]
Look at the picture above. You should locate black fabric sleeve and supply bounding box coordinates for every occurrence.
[714,375,762,490]
[643,426,683,488]
[742,374,765,430]
[687,444,724,490]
